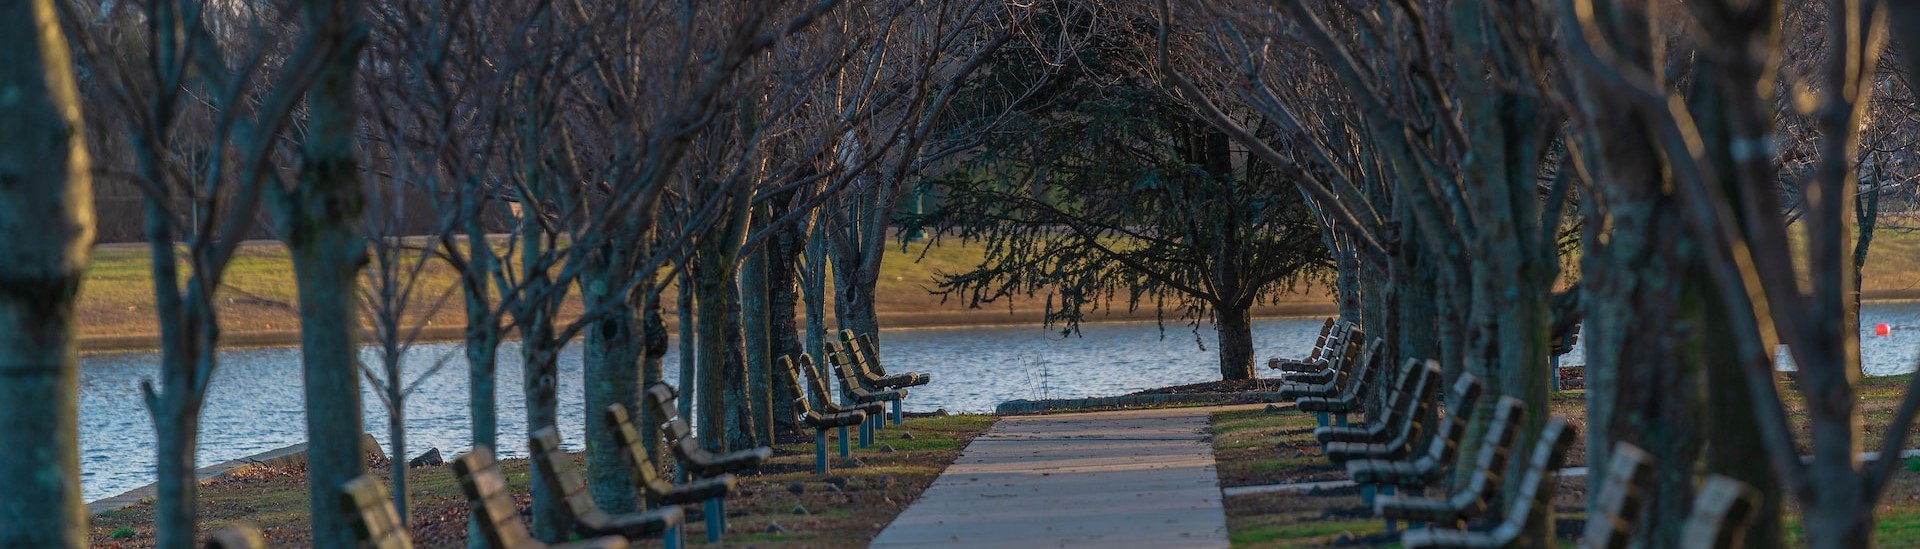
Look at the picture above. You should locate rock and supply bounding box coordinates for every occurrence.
[823,476,850,491]
[932,408,949,416]
[1262,404,1283,413]
[787,482,806,495]
[408,448,444,468]
[765,522,788,534]
[874,475,895,490]
[840,457,867,469]
[1333,531,1356,545]
[791,505,810,515]
[1291,450,1309,459]
[901,432,916,440]
[880,444,897,453]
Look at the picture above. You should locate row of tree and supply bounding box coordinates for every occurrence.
[1157,0,1920,545]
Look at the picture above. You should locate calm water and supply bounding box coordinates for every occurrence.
[75,303,1920,501]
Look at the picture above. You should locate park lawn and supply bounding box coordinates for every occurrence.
[87,414,995,548]
[1212,373,1920,547]
[75,238,1337,347]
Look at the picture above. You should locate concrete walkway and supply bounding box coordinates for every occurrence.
[872,406,1247,549]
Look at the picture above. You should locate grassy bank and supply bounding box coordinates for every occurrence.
[89,414,994,548]
[1211,374,1920,547]
[77,240,1336,352]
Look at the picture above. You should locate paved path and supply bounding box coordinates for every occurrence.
[871,406,1247,549]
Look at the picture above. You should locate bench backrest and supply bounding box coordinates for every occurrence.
[1336,338,1384,402]
[451,446,538,549]
[843,334,884,380]
[1679,475,1761,549]
[841,330,888,377]
[342,475,414,549]
[797,354,840,408]
[1448,396,1527,515]
[530,426,612,533]
[777,356,821,419]
[1493,418,1576,540]
[1581,442,1657,549]
[644,383,723,467]
[604,403,676,500]
[1383,360,1442,455]
[1423,373,1484,467]
[822,341,878,398]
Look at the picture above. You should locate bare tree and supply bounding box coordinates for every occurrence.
[64,0,343,544]
[0,0,93,545]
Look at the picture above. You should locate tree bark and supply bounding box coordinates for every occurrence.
[583,244,640,514]
[741,221,774,444]
[1215,306,1255,380]
[282,1,370,544]
[678,268,697,421]
[0,2,93,546]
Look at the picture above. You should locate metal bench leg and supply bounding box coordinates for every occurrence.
[664,523,682,549]
[892,400,903,425]
[705,498,724,542]
[860,417,873,447]
[1335,414,1348,427]
[1361,484,1375,507]
[816,430,829,474]
[1315,412,1329,427]
[839,425,851,457]
[1380,485,1397,535]
[875,408,885,431]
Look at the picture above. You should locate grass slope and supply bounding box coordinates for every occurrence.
[89,414,994,548]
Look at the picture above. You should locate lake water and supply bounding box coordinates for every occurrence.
[76,303,1920,501]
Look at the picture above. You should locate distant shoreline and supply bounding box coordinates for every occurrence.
[78,302,1343,355]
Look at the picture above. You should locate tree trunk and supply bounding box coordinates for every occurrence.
[678,268,696,421]
[741,224,774,444]
[724,277,759,450]
[387,374,407,522]
[695,244,734,452]
[284,2,370,543]
[0,2,92,545]
[521,318,565,541]
[639,291,669,469]
[151,407,198,549]
[803,218,831,361]
[766,216,806,438]
[583,253,640,514]
[1215,305,1256,380]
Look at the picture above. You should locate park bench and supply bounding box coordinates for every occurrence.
[1279,331,1359,386]
[1400,417,1576,549]
[528,427,684,545]
[605,403,737,549]
[1270,320,1336,374]
[640,384,773,478]
[1273,335,1356,400]
[798,353,883,449]
[1376,396,1527,529]
[1292,338,1382,428]
[1314,356,1426,447]
[341,475,413,549]
[1270,318,1339,372]
[778,355,871,474]
[640,383,770,541]
[824,341,908,435]
[1678,475,1762,549]
[451,446,630,549]
[1579,442,1656,549]
[843,331,931,425]
[1325,359,1442,464]
[1346,374,1484,491]
[202,524,266,549]
[1345,373,1484,533]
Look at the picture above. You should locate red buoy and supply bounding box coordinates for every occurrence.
[1876,323,1892,337]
